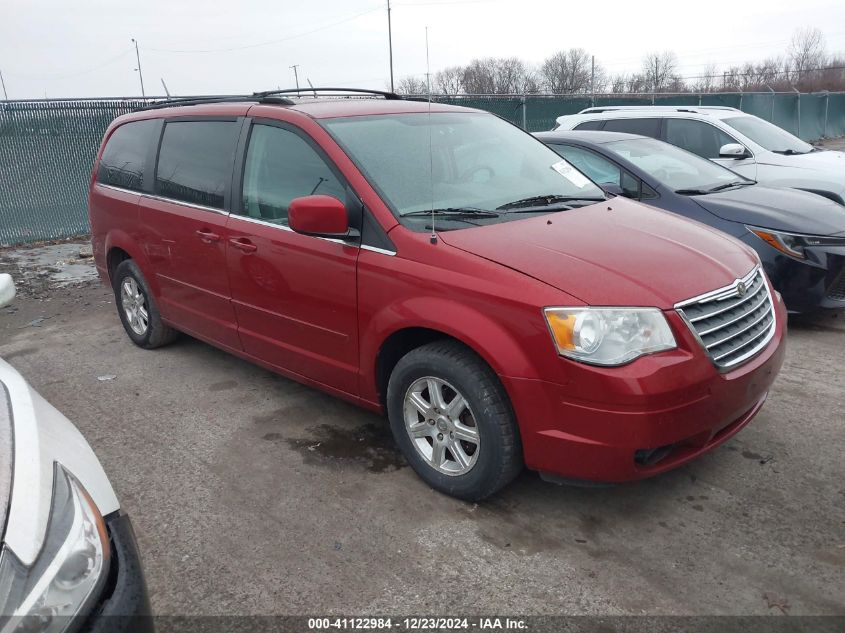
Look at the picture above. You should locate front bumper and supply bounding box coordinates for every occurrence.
[83,513,153,633]
[741,234,845,313]
[504,294,787,483]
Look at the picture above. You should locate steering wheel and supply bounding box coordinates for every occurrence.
[459,165,495,183]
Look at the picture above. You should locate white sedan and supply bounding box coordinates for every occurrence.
[0,273,152,632]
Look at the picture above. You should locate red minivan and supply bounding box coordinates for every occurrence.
[89,90,787,500]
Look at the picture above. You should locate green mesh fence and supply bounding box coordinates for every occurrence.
[0,99,148,245]
[1,93,843,245]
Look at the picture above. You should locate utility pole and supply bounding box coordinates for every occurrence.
[290,64,300,94]
[131,38,145,97]
[590,55,595,106]
[387,0,395,92]
[0,69,8,100]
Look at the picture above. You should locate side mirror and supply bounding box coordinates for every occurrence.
[719,143,750,159]
[288,195,350,238]
[599,182,625,197]
[0,273,16,309]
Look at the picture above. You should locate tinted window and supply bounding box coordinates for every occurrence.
[665,119,737,159]
[98,119,157,191]
[551,144,644,199]
[551,144,621,186]
[602,118,661,138]
[240,124,345,225]
[155,121,239,209]
[574,120,604,131]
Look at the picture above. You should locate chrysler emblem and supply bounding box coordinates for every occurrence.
[736,282,747,297]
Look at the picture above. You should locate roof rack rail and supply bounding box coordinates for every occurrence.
[253,87,402,101]
[136,87,401,112]
[139,95,295,111]
[578,105,741,115]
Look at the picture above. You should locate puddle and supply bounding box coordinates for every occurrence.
[1,242,98,299]
[280,423,407,473]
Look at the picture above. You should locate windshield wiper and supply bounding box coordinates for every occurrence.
[707,180,754,192]
[772,149,810,155]
[676,181,753,195]
[402,207,500,218]
[496,194,605,211]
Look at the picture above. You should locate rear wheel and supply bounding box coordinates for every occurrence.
[112,260,178,349]
[386,340,522,500]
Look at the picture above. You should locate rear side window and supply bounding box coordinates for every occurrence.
[240,124,345,225]
[155,121,239,209]
[97,119,157,191]
[573,120,604,131]
[665,119,737,159]
[602,118,661,138]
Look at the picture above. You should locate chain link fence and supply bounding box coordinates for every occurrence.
[2,92,844,246]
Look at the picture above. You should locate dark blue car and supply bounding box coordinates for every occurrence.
[535,130,845,314]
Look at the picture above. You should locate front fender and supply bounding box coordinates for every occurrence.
[360,295,548,404]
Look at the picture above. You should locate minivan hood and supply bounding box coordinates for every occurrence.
[439,198,758,308]
[693,185,845,236]
[758,148,845,170]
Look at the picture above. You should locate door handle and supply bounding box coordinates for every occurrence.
[196,229,221,243]
[229,237,258,254]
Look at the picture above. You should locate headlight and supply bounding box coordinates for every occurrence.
[0,465,110,632]
[749,227,845,260]
[544,307,676,366]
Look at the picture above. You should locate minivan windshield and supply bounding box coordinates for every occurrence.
[722,116,813,154]
[322,112,605,230]
[603,137,754,194]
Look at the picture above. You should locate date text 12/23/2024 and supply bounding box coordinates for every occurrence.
[308,618,527,630]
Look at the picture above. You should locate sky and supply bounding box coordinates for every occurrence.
[2,0,845,99]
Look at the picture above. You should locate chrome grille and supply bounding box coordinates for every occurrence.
[676,267,776,370]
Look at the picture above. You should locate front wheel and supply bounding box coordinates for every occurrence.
[386,340,522,500]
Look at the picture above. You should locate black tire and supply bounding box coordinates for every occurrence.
[112,259,178,349]
[386,340,522,501]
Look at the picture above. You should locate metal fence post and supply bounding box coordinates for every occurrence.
[824,91,830,138]
[793,87,800,138]
[521,94,527,130]
[767,85,775,122]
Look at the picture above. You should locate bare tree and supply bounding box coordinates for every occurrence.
[609,74,627,94]
[789,27,827,82]
[435,66,464,94]
[461,57,537,94]
[395,75,427,95]
[539,49,595,93]
[691,63,719,93]
[641,51,678,92]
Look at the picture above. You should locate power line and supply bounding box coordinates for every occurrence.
[145,5,383,54]
[2,48,133,81]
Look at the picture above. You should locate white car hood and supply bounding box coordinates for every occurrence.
[0,357,119,566]
[757,148,845,170]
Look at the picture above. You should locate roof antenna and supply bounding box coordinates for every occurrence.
[426,26,437,245]
[307,78,317,98]
[160,78,171,98]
